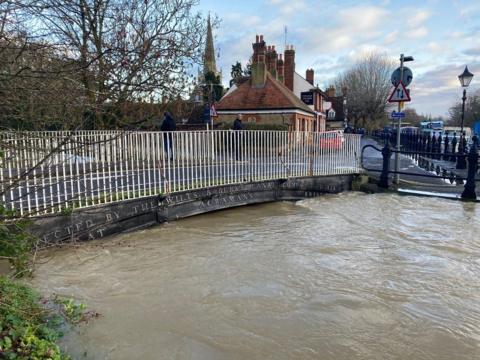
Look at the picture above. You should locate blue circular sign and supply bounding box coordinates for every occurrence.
[391,67,413,87]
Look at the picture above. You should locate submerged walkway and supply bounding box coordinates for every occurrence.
[362,137,476,198]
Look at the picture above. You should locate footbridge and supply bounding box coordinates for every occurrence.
[1,130,363,246]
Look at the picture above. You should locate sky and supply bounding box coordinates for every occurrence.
[196,0,480,118]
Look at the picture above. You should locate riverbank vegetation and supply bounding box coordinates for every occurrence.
[1,210,96,358]
[0,277,65,359]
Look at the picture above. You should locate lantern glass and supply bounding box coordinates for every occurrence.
[458,66,474,87]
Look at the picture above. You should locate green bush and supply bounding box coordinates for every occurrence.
[0,276,69,359]
[218,122,288,131]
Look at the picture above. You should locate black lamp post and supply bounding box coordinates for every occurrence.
[456,66,474,169]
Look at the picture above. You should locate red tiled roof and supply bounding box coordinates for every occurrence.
[217,73,314,114]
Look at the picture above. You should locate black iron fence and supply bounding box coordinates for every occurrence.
[362,134,479,200]
[375,130,475,168]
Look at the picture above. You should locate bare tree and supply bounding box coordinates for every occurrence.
[335,52,394,130]
[403,108,425,126]
[1,0,210,129]
[448,89,480,128]
[31,1,205,121]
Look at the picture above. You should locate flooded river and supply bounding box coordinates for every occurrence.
[32,192,480,359]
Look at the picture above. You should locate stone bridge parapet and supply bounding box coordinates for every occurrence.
[29,175,355,247]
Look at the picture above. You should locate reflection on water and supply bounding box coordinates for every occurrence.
[31,193,480,360]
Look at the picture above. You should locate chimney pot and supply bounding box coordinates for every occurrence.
[260,35,264,42]
[256,35,259,43]
[306,68,314,85]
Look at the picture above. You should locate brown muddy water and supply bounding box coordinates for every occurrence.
[31,192,480,360]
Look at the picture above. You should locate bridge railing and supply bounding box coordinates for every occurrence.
[0,130,362,216]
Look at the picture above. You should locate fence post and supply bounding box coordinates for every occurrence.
[443,133,449,161]
[461,136,478,200]
[456,133,467,169]
[451,133,457,162]
[379,140,392,189]
[308,131,314,177]
[431,132,437,158]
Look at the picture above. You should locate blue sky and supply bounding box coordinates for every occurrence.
[196,0,480,118]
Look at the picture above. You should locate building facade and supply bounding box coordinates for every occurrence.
[216,35,324,131]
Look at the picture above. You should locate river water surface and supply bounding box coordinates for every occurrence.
[32,192,480,360]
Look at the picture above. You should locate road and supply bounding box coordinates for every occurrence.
[361,136,468,195]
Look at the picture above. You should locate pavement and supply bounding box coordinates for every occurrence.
[361,136,471,197]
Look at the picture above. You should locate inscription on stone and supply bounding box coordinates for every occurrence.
[35,176,353,247]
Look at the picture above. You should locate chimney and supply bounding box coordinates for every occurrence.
[277,53,284,84]
[266,45,278,79]
[306,68,314,85]
[284,45,295,91]
[252,35,267,87]
[326,85,335,98]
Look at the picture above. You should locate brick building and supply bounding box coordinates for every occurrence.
[216,35,327,131]
[324,85,348,130]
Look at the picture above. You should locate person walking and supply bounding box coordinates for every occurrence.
[161,111,176,160]
[232,114,244,160]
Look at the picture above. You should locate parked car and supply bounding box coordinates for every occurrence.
[319,130,344,150]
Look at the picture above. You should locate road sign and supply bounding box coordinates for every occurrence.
[210,104,218,117]
[391,67,413,87]
[388,82,411,103]
[390,111,405,119]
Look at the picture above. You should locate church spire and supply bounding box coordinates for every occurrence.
[203,14,217,76]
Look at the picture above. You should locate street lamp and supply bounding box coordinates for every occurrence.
[456,66,474,170]
[458,66,474,135]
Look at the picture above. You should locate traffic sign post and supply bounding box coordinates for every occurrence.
[391,54,414,185]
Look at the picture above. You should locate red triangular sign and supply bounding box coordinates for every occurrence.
[210,104,218,117]
[388,82,411,103]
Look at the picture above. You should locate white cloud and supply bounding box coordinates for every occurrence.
[407,27,428,38]
[339,5,389,32]
[202,0,477,116]
[426,42,442,54]
[300,5,390,54]
[411,61,480,116]
[384,31,398,45]
[406,10,431,28]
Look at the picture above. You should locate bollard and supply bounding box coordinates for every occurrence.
[461,136,478,200]
[379,141,392,189]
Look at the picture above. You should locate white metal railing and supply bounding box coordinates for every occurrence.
[0,130,362,216]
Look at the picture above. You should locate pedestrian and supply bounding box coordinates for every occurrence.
[232,114,244,160]
[161,111,176,160]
